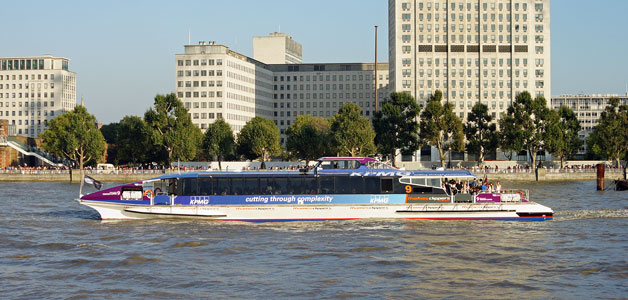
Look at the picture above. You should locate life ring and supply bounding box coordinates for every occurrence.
[144,189,154,198]
[516,190,525,200]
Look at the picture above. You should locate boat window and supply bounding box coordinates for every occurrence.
[181,178,198,196]
[412,178,426,185]
[274,178,290,194]
[318,161,333,169]
[198,178,212,195]
[343,160,359,169]
[245,178,259,195]
[428,178,441,188]
[153,180,169,196]
[260,178,273,195]
[400,178,410,184]
[319,176,334,194]
[364,177,381,194]
[121,186,143,200]
[231,178,246,195]
[336,176,364,194]
[290,177,317,194]
[214,178,230,195]
[381,178,394,193]
[168,179,177,196]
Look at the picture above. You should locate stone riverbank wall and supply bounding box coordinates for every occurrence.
[0,168,625,182]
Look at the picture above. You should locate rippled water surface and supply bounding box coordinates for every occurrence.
[1,181,627,299]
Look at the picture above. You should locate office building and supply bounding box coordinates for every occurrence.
[176,37,389,143]
[253,32,303,64]
[0,55,76,137]
[268,63,389,142]
[389,0,550,121]
[175,42,274,133]
[551,93,628,132]
[551,93,628,154]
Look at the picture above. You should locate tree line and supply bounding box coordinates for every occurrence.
[40,91,628,172]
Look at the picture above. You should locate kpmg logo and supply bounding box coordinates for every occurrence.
[189,196,210,205]
[370,195,389,204]
[350,171,412,177]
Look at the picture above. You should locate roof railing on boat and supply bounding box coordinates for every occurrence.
[365,160,395,170]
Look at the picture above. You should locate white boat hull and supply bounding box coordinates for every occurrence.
[78,200,553,221]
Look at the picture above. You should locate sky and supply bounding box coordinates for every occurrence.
[1,0,627,124]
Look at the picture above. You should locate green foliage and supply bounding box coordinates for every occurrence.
[236,116,281,168]
[41,105,106,169]
[373,92,420,166]
[545,106,582,168]
[100,122,122,144]
[115,116,155,165]
[499,91,551,169]
[587,98,628,166]
[286,115,331,164]
[144,93,203,164]
[330,102,376,157]
[203,118,235,169]
[464,102,498,166]
[419,90,464,168]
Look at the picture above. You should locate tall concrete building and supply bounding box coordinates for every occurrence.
[175,42,274,133]
[253,32,303,64]
[0,55,76,137]
[176,40,389,144]
[389,0,550,121]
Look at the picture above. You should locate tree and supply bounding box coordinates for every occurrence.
[587,97,628,167]
[545,106,582,168]
[203,118,235,170]
[286,115,331,166]
[100,122,122,144]
[419,90,464,168]
[144,93,203,165]
[41,105,106,193]
[330,102,376,157]
[236,116,281,169]
[100,122,121,164]
[116,116,154,165]
[464,102,498,167]
[499,91,551,170]
[372,92,420,167]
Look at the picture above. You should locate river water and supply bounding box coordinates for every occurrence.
[1,180,626,299]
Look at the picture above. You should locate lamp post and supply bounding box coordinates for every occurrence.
[374,25,379,113]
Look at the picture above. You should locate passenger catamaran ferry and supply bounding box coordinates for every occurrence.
[78,157,553,221]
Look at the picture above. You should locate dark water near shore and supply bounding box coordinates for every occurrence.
[1,181,626,299]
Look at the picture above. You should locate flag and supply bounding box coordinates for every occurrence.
[84,175,103,190]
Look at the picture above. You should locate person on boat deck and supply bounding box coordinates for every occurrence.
[496,181,502,193]
[455,180,463,193]
[443,178,451,194]
[448,179,458,195]
[480,182,487,192]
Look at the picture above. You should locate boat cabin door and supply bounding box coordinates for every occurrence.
[151,179,173,205]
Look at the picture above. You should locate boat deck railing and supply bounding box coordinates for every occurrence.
[365,160,395,170]
[469,189,530,203]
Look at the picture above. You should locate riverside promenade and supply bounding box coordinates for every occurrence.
[0,167,625,182]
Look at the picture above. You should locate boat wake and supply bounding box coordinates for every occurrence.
[555,209,628,221]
